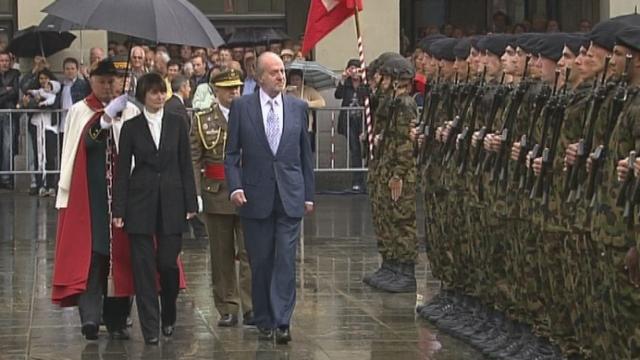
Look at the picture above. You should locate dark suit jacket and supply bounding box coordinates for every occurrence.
[164,95,190,129]
[113,111,197,235]
[224,92,315,219]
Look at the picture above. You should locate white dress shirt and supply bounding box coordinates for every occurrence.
[61,78,76,111]
[144,107,164,149]
[242,77,257,95]
[259,88,283,152]
[219,103,230,122]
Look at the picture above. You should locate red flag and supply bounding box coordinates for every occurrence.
[301,0,364,55]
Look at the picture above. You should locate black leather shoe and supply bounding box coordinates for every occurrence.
[109,328,130,340]
[275,327,292,345]
[257,327,273,341]
[81,322,99,340]
[145,337,159,345]
[242,311,256,326]
[217,314,238,327]
[162,325,174,337]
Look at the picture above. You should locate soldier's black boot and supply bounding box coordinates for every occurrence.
[363,259,394,287]
[375,262,416,293]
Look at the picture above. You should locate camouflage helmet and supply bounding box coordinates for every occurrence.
[380,56,415,80]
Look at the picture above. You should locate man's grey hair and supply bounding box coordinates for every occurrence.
[171,75,189,92]
[156,50,170,64]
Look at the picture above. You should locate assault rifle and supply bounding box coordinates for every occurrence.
[415,66,442,166]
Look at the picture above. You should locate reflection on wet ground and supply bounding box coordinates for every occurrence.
[0,192,483,359]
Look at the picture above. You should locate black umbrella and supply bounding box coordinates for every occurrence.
[42,0,224,48]
[226,28,287,48]
[7,26,76,57]
[38,14,86,32]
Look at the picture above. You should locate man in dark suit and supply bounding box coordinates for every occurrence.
[164,75,191,128]
[224,52,315,345]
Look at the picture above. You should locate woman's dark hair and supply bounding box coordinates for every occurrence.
[135,72,167,103]
[287,69,303,80]
[37,68,57,83]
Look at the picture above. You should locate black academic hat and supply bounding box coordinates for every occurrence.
[430,38,458,62]
[90,58,118,77]
[477,34,511,57]
[418,34,447,54]
[564,34,590,56]
[537,33,568,62]
[453,38,472,59]
[616,25,640,53]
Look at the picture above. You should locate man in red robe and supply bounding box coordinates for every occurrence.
[52,59,134,340]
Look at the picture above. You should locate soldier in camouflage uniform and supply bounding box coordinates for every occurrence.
[190,69,253,327]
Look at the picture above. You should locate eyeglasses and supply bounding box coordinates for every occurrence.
[132,56,144,60]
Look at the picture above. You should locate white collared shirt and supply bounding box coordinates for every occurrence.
[259,88,283,151]
[144,107,163,148]
[219,103,230,122]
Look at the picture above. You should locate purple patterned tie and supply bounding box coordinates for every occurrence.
[266,100,280,154]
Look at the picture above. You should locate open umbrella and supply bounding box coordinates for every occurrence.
[7,26,76,58]
[226,28,287,48]
[42,0,224,48]
[286,60,339,91]
[38,14,86,32]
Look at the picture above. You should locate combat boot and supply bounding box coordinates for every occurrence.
[375,262,417,293]
[363,259,394,286]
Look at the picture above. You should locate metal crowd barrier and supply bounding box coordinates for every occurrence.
[0,106,372,178]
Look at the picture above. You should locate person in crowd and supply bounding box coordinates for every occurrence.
[24,69,61,197]
[285,69,326,152]
[156,44,169,55]
[579,18,593,32]
[492,10,510,33]
[190,54,209,97]
[154,50,171,98]
[165,75,192,128]
[231,46,244,62]
[191,69,254,328]
[115,44,128,56]
[113,72,197,345]
[218,47,232,67]
[280,49,294,65]
[167,59,181,80]
[80,47,106,79]
[144,48,155,71]
[207,47,219,68]
[0,51,19,190]
[130,46,148,81]
[242,52,258,95]
[335,58,366,192]
[180,45,192,64]
[268,42,283,55]
[546,19,561,32]
[52,59,135,341]
[59,57,91,147]
[182,61,194,78]
[224,52,314,345]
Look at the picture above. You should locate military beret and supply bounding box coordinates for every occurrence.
[380,56,415,80]
[589,19,630,51]
[537,33,569,62]
[111,54,129,76]
[477,34,511,57]
[90,59,118,77]
[564,34,589,56]
[430,38,458,62]
[612,13,640,26]
[417,34,447,54]
[515,33,543,54]
[615,25,640,53]
[372,52,403,74]
[453,38,471,59]
[469,35,484,50]
[212,68,243,87]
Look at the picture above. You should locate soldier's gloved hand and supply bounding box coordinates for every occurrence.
[488,133,502,152]
[471,131,481,148]
[625,246,640,288]
[197,195,203,213]
[564,143,579,168]
[104,94,128,119]
[635,157,640,178]
[511,142,521,161]
[532,157,543,176]
[388,176,403,202]
[617,158,630,183]
[442,123,452,143]
[483,133,494,152]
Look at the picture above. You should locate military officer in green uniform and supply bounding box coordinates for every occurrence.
[191,69,254,327]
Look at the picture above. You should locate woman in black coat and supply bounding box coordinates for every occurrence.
[112,72,197,344]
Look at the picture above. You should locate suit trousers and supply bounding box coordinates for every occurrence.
[241,188,301,329]
[129,229,182,340]
[205,213,252,316]
[77,252,128,331]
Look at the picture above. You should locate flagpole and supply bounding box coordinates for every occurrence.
[352,7,374,161]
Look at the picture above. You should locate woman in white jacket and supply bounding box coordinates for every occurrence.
[23,69,61,197]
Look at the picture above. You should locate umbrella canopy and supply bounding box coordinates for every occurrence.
[226,28,286,47]
[38,14,87,32]
[286,60,339,91]
[42,0,224,48]
[8,26,76,57]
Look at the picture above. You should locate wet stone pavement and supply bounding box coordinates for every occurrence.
[0,192,484,360]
